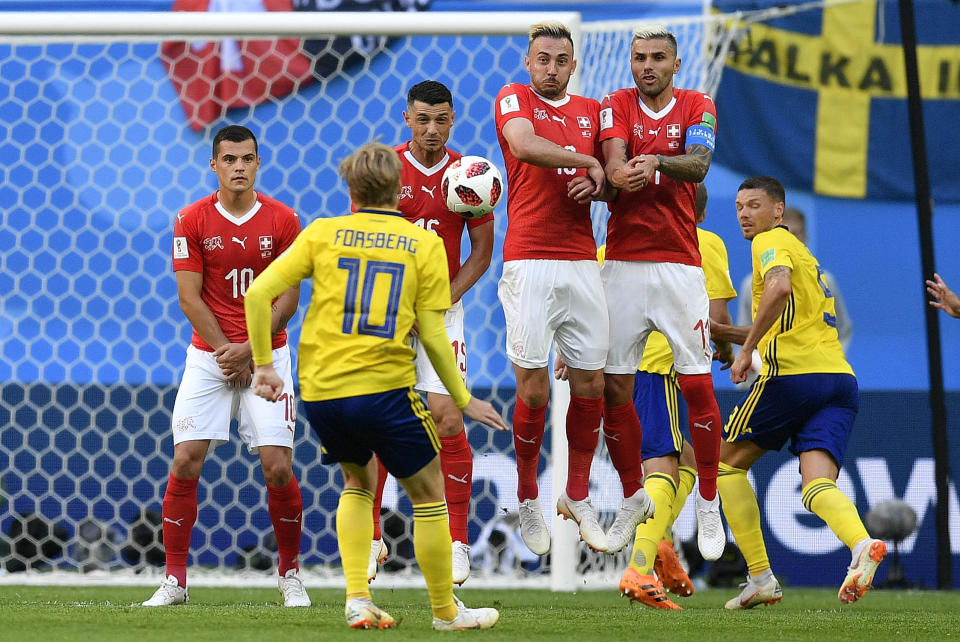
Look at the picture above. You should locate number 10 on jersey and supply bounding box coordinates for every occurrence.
[338,258,405,339]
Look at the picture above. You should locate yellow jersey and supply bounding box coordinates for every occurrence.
[749,226,853,376]
[249,208,451,401]
[599,229,737,375]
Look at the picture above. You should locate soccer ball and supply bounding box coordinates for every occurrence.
[441,155,503,219]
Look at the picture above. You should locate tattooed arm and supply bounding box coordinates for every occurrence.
[655,144,713,183]
[728,265,792,383]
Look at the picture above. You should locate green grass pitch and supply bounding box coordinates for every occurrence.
[1,585,957,640]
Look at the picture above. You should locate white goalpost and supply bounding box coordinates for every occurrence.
[0,4,831,590]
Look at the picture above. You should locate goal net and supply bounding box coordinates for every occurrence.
[0,4,824,588]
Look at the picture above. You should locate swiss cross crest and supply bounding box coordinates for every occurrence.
[259,235,273,258]
[577,116,591,128]
[533,108,548,120]
[202,236,223,251]
[632,123,644,139]
[667,123,681,138]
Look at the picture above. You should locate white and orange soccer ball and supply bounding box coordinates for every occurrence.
[441,155,503,219]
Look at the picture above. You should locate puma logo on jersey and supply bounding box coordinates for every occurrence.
[421,185,436,198]
[694,420,714,432]
[176,213,184,224]
[163,517,184,526]
[515,435,537,444]
[552,115,567,126]
[447,473,469,484]
[232,236,247,249]
[279,513,301,524]
[648,126,662,136]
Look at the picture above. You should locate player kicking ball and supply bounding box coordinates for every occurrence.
[711,176,887,609]
[245,142,507,630]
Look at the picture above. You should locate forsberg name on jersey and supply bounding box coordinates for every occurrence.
[334,228,419,254]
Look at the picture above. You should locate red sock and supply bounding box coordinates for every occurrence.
[267,476,303,576]
[565,395,603,501]
[513,395,547,502]
[677,373,722,500]
[440,430,473,543]
[162,473,198,586]
[602,402,644,497]
[372,456,389,541]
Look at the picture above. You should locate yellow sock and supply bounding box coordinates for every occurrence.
[802,478,870,550]
[337,488,374,600]
[413,501,457,621]
[716,462,770,576]
[629,473,676,575]
[668,465,698,529]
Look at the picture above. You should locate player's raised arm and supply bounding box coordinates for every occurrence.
[501,115,605,197]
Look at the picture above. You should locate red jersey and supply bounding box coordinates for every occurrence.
[172,191,301,351]
[393,142,494,283]
[598,88,718,266]
[494,83,601,262]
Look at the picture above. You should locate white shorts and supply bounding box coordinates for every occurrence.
[171,344,296,453]
[412,299,466,395]
[602,260,712,375]
[498,259,608,370]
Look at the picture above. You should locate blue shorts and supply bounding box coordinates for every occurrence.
[633,371,686,460]
[303,386,441,479]
[723,373,859,467]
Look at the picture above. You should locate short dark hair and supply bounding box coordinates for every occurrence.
[407,80,453,110]
[782,206,806,225]
[738,175,785,203]
[213,125,258,158]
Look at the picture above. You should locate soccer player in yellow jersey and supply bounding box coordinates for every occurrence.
[603,184,738,609]
[711,175,887,609]
[244,142,507,631]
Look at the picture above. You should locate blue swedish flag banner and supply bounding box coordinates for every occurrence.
[713,0,960,202]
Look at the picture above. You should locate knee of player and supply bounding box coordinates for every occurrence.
[517,386,550,409]
[433,411,465,438]
[569,374,604,399]
[171,446,207,478]
[261,460,294,487]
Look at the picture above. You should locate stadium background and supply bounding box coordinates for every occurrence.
[0,0,958,588]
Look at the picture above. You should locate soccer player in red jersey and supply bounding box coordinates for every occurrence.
[143,125,308,608]
[494,21,649,556]
[366,80,494,585]
[597,27,726,563]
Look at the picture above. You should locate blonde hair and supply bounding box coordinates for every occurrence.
[338,142,402,208]
[631,25,678,56]
[528,21,574,55]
